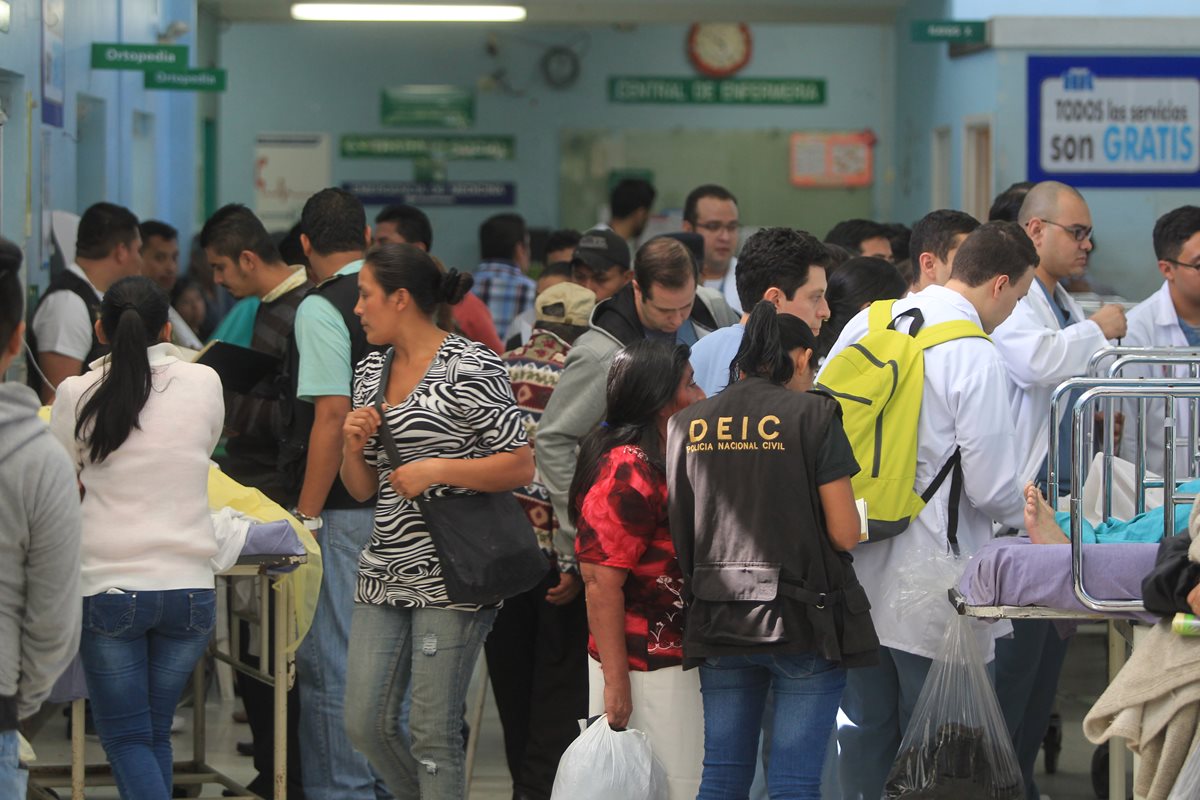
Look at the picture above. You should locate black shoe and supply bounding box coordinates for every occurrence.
[236,740,255,757]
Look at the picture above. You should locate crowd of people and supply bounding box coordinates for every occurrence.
[4,174,1200,800]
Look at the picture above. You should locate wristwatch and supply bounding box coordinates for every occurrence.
[291,508,324,531]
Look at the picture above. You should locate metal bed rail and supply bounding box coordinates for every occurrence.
[1046,378,1200,613]
[1086,347,1200,518]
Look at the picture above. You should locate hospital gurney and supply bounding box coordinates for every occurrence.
[26,466,322,800]
[27,553,306,800]
[950,368,1200,800]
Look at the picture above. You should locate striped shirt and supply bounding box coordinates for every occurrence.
[351,336,528,608]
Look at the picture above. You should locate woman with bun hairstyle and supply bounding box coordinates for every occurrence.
[340,243,534,798]
[668,301,879,800]
[48,275,223,799]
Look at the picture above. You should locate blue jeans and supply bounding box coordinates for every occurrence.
[345,602,497,799]
[79,588,216,800]
[698,653,847,800]
[295,506,393,800]
[837,646,932,800]
[995,620,1071,800]
[0,730,27,798]
[750,697,843,800]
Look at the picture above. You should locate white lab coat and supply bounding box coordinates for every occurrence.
[819,286,1025,661]
[1117,281,1195,478]
[991,280,1111,487]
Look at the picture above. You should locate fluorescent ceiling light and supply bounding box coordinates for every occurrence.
[291,3,527,21]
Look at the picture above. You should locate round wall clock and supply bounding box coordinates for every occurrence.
[541,46,580,90]
[687,23,752,78]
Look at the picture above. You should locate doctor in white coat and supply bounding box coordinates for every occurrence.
[823,222,1033,800]
[1117,205,1200,479]
[991,183,1125,488]
[990,181,1126,800]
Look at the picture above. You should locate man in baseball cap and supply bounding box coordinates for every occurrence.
[571,227,631,301]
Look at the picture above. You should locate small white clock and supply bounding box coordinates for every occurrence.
[687,23,752,79]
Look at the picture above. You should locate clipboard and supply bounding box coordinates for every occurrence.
[195,340,281,394]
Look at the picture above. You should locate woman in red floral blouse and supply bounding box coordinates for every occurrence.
[568,338,706,800]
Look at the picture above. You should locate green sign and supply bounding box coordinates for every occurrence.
[381,85,474,129]
[91,43,188,70]
[144,67,226,92]
[341,134,514,160]
[911,20,987,43]
[609,76,825,106]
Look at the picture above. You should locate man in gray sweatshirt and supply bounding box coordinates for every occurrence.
[0,236,82,794]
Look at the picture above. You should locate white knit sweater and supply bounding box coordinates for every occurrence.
[50,343,224,596]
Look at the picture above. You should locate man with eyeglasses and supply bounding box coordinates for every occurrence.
[1116,206,1200,478]
[990,180,1126,800]
[682,184,744,313]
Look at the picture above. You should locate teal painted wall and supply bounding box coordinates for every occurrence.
[0,0,197,294]
[216,21,896,271]
[894,0,1200,300]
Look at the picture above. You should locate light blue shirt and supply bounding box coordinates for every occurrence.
[1053,477,1200,543]
[294,260,362,402]
[208,296,260,348]
[688,323,745,396]
[1180,319,1200,347]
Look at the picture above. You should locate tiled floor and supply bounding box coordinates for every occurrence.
[28,630,1120,799]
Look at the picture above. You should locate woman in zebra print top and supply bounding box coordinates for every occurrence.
[340,243,534,799]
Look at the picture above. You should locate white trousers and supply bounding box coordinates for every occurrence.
[587,656,704,800]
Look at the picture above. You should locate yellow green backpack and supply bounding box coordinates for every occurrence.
[815,299,990,547]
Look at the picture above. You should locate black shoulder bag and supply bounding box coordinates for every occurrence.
[373,347,548,605]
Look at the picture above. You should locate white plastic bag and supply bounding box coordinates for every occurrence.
[1168,741,1200,800]
[550,715,668,800]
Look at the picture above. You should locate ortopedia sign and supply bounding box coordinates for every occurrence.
[91,43,187,70]
[145,68,226,92]
[1029,56,1200,188]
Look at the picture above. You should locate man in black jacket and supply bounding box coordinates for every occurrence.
[28,203,143,401]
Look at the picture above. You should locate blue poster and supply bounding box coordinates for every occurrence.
[1028,56,1200,188]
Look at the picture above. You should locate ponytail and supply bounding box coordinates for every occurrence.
[75,276,169,463]
[731,301,819,386]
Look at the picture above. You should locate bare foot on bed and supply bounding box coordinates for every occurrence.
[1024,482,1069,544]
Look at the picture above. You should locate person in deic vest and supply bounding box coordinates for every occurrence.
[667,301,879,799]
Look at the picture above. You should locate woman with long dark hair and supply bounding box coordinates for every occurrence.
[569,338,707,800]
[48,276,224,799]
[339,243,534,798]
[817,256,907,359]
[667,301,879,799]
